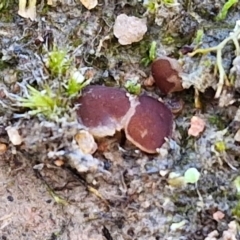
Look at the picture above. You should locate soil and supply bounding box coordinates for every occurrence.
[0,0,240,240]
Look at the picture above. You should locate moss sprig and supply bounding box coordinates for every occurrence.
[18,85,66,120]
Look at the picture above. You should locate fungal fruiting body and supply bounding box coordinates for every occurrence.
[76,85,173,154]
[76,86,133,137]
[151,57,183,94]
[124,95,172,153]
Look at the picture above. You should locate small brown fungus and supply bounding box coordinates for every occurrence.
[124,95,173,154]
[76,85,132,137]
[76,86,173,154]
[151,57,184,94]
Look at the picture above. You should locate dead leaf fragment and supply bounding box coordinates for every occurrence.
[6,127,23,145]
[18,0,37,21]
[54,159,64,167]
[0,143,7,154]
[113,14,147,45]
[80,0,98,10]
[188,116,205,137]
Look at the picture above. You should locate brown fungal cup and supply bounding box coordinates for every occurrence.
[76,85,131,137]
[76,86,173,154]
[124,95,173,153]
[151,57,183,94]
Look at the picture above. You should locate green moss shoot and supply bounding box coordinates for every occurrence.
[141,41,157,66]
[66,71,91,97]
[18,85,65,119]
[46,47,71,77]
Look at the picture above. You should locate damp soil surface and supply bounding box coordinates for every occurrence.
[1,1,240,240]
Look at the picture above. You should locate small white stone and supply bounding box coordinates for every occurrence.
[159,169,169,177]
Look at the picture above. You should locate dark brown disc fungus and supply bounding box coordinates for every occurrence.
[76,85,133,137]
[151,57,183,94]
[125,95,173,153]
[76,85,173,154]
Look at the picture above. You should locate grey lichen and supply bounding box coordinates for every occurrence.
[188,20,240,98]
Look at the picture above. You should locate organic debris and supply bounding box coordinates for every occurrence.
[80,0,98,10]
[18,0,37,20]
[6,126,22,145]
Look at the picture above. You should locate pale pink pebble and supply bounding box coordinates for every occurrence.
[213,210,225,221]
[188,116,205,137]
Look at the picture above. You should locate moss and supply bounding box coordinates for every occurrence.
[214,141,227,153]
[47,48,71,77]
[72,38,83,48]
[144,0,178,13]
[0,60,10,71]
[208,115,226,130]
[0,9,14,22]
[41,4,50,15]
[232,201,240,219]
[141,41,157,66]
[124,79,141,95]
[0,0,14,11]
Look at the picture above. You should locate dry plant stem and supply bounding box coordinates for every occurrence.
[189,28,240,98]
[194,89,202,109]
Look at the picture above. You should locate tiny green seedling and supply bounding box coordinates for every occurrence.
[184,167,200,184]
[66,71,91,97]
[215,141,226,153]
[144,0,177,13]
